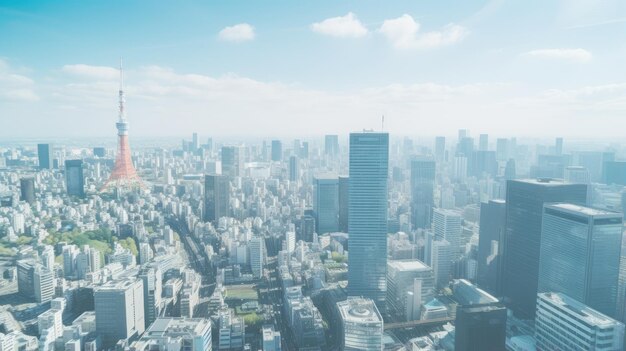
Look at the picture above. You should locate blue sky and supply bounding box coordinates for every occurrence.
[1,0,626,138]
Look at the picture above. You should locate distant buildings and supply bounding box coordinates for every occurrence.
[221,146,243,177]
[17,259,55,303]
[65,159,85,198]
[337,297,383,351]
[432,208,462,255]
[502,178,587,319]
[94,278,145,347]
[347,132,389,309]
[314,174,339,235]
[538,203,622,317]
[536,292,625,350]
[249,236,265,278]
[19,177,35,205]
[452,279,506,351]
[325,134,339,156]
[338,176,349,233]
[271,140,282,162]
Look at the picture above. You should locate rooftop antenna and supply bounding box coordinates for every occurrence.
[381,115,385,131]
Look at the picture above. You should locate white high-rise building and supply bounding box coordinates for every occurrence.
[34,265,55,303]
[430,238,453,289]
[249,236,265,278]
[386,260,434,321]
[285,231,295,253]
[337,297,383,351]
[536,292,625,351]
[432,208,462,255]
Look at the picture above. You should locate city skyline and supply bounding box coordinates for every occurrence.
[2,0,626,138]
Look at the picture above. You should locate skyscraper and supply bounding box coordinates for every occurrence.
[410,157,435,230]
[435,136,445,162]
[65,159,85,198]
[338,176,349,233]
[271,140,282,162]
[535,292,625,351]
[479,133,488,151]
[453,280,506,351]
[139,267,162,328]
[502,179,587,319]
[37,143,53,169]
[102,61,142,191]
[204,175,230,222]
[324,135,339,156]
[432,208,462,255]
[289,155,299,182]
[476,200,505,296]
[249,236,265,278]
[221,146,242,178]
[538,203,622,317]
[348,132,389,308]
[386,260,434,321]
[20,177,35,205]
[555,137,563,155]
[314,174,339,235]
[94,278,145,347]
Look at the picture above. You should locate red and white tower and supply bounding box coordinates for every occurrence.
[102,60,142,191]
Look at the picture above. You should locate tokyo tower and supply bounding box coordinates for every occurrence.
[101,60,142,191]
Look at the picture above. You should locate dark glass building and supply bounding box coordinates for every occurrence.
[65,159,85,198]
[476,199,505,296]
[603,161,626,186]
[338,176,349,233]
[204,174,230,222]
[20,177,35,204]
[453,280,507,351]
[410,156,435,230]
[502,178,587,319]
[314,174,339,235]
[37,143,53,169]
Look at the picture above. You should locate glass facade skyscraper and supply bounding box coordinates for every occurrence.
[410,156,435,230]
[65,159,85,198]
[538,203,622,317]
[502,178,587,319]
[314,174,339,235]
[347,132,389,309]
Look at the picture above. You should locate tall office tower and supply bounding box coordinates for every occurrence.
[479,134,488,151]
[192,132,199,151]
[538,204,622,317]
[20,177,35,205]
[470,150,497,177]
[324,134,339,156]
[293,139,301,158]
[93,147,106,157]
[430,237,453,288]
[37,143,53,169]
[221,146,242,177]
[433,208,462,254]
[453,280,507,351]
[457,137,474,157]
[337,298,383,351]
[139,267,162,328]
[65,159,85,198]
[314,174,339,235]
[496,138,508,161]
[504,159,516,180]
[347,132,389,309]
[502,179,587,319]
[94,278,145,347]
[102,61,142,191]
[131,318,212,351]
[34,265,55,303]
[338,176,349,233]
[285,231,296,253]
[301,141,309,158]
[458,129,469,139]
[565,166,590,184]
[249,236,265,278]
[410,157,435,230]
[386,260,434,321]
[289,155,299,182]
[576,151,612,183]
[536,292,625,350]
[300,211,316,242]
[435,136,446,162]
[555,137,563,155]
[603,161,626,186]
[476,200,505,296]
[204,175,230,222]
[271,140,282,162]
[453,155,468,180]
[262,325,281,351]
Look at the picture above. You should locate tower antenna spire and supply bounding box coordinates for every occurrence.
[118,57,125,121]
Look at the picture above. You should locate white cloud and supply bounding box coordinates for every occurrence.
[379,14,468,50]
[62,64,119,80]
[311,12,368,38]
[218,23,255,42]
[524,48,593,63]
[0,59,39,102]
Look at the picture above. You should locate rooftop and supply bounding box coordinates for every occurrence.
[452,279,499,305]
[388,259,430,272]
[538,292,623,328]
[546,203,621,218]
[337,297,382,324]
[144,317,211,337]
